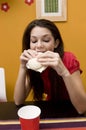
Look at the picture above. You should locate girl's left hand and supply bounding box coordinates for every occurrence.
[37,51,70,76]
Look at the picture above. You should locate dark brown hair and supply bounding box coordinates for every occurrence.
[22,19,64,100]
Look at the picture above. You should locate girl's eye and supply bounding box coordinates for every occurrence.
[43,38,50,42]
[43,37,50,42]
[43,40,50,42]
[32,41,37,43]
[30,39,37,43]
[30,37,37,43]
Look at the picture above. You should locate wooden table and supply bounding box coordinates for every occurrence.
[0,101,86,130]
[0,101,85,120]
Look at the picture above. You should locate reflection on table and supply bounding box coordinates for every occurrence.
[0,117,86,130]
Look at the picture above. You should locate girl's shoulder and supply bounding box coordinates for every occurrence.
[62,52,82,74]
[63,51,77,58]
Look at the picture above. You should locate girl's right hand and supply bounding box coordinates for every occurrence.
[20,49,38,68]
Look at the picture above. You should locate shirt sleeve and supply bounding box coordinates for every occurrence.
[62,52,82,74]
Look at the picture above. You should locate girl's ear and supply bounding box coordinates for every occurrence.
[54,39,59,48]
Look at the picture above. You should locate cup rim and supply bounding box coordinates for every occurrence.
[17,105,41,119]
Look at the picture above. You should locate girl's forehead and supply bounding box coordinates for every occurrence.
[31,26,51,32]
[31,26,52,36]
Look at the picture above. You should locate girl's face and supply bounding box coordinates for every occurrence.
[30,26,58,53]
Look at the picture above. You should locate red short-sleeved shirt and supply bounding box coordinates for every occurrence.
[62,52,82,74]
[41,52,82,101]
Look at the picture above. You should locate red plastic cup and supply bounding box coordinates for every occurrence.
[17,105,41,130]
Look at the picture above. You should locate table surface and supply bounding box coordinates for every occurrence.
[0,101,85,120]
[0,101,86,130]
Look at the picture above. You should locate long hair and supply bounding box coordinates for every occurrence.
[22,19,64,100]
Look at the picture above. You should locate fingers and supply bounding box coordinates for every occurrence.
[37,51,60,67]
[20,50,61,69]
[26,50,38,58]
[21,50,37,60]
[20,50,38,68]
[37,51,59,58]
[37,51,59,61]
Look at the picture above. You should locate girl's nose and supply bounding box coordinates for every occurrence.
[37,41,43,47]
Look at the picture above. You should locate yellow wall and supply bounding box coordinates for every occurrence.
[0,0,86,101]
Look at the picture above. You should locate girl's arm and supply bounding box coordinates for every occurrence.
[37,51,86,114]
[14,49,37,105]
[14,65,31,105]
[62,70,86,114]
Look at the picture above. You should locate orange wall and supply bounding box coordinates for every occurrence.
[0,0,86,101]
